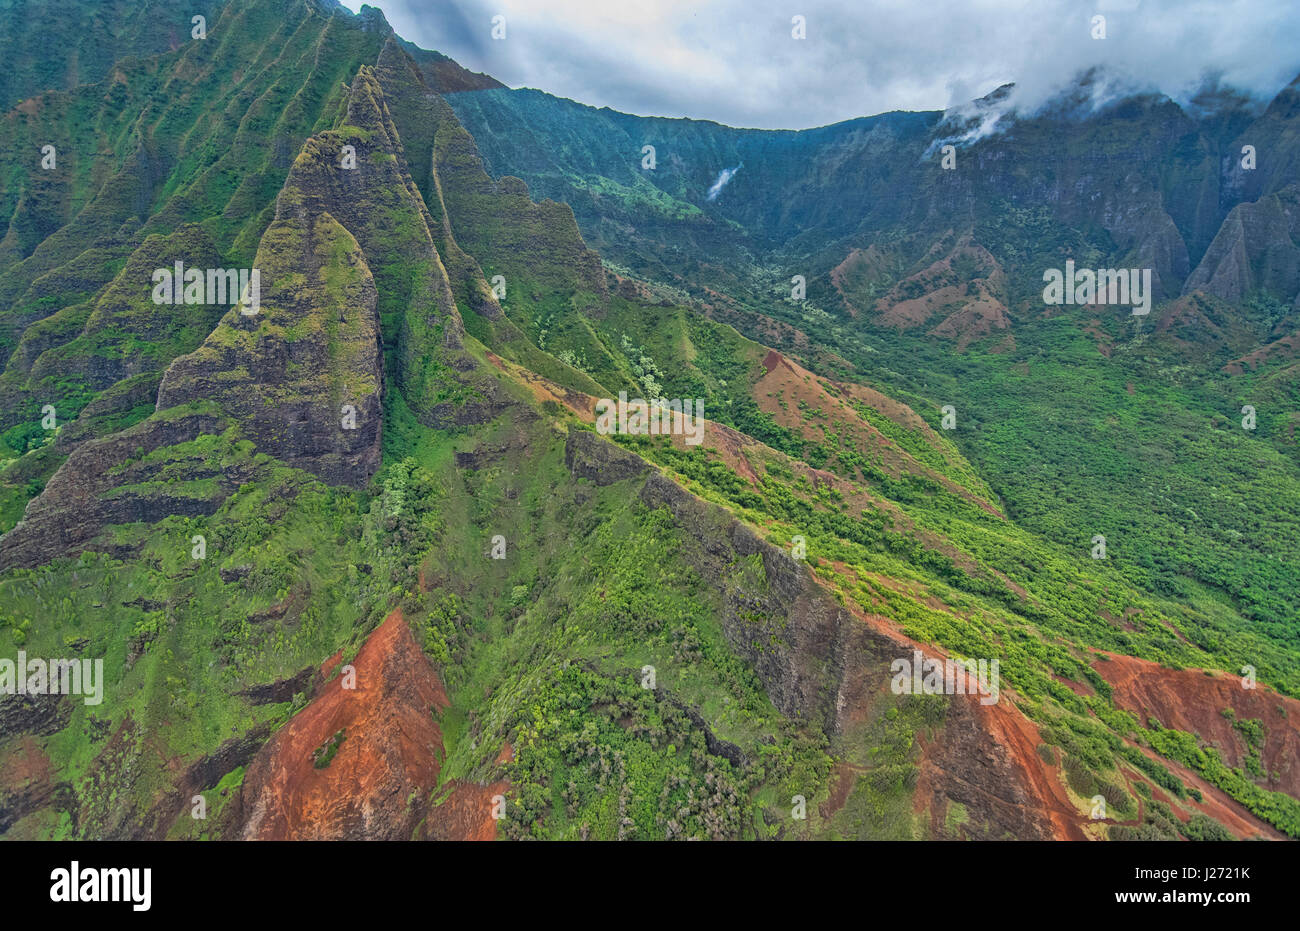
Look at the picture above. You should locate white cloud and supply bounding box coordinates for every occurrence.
[340,0,1300,129]
[706,164,741,201]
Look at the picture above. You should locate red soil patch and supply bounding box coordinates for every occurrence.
[1225,331,1300,373]
[1052,673,1095,698]
[421,780,509,841]
[0,737,53,838]
[834,582,1089,839]
[834,379,931,434]
[905,687,1089,840]
[484,351,599,419]
[489,344,995,591]
[820,761,859,819]
[236,610,507,841]
[972,696,1089,840]
[485,350,762,484]
[1093,652,1300,797]
[928,299,1011,350]
[862,236,1011,347]
[755,350,1002,516]
[0,735,50,793]
[237,610,450,840]
[1156,293,1223,338]
[1082,319,1113,358]
[830,245,895,319]
[320,648,343,680]
[1154,292,1261,358]
[691,283,816,355]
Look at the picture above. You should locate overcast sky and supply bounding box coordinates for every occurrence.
[339,0,1300,129]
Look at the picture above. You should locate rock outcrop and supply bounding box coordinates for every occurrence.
[0,408,237,569]
[1183,183,1300,305]
[234,610,450,840]
[155,207,383,489]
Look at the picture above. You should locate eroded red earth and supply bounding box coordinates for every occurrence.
[1093,652,1300,797]
[235,609,503,840]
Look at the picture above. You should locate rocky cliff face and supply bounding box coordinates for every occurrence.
[419,91,609,313]
[565,428,1077,839]
[3,0,1295,844]
[289,65,464,347]
[1184,183,1300,305]
[450,70,1300,325]
[19,224,227,395]
[155,207,383,488]
[270,64,499,431]
[0,0,225,111]
[1223,74,1300,207]
[373,38,504,321]
[0,0,394,449]
[0,407,237,569]
[0,42,502,567]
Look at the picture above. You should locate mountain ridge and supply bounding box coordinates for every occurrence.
[0,0,1296,843]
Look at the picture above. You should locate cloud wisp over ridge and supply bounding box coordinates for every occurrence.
[341,0,1300,130]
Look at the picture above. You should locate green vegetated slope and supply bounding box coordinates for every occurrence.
[0,0,1297,842]
[445,82,1300,658]
[0,0,392,512]
[0,15,848,840]
[445,90,1300,642]
[444,68,1300,836]
[0,0,228,110]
